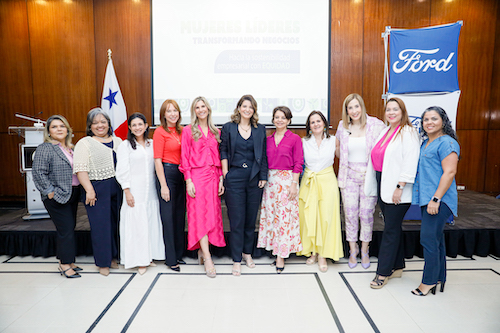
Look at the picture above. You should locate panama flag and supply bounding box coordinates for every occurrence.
[101,58,127,139]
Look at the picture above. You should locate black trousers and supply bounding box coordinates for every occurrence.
[83,177,122,268]
[224,167,263,262]
[375,171,410,276]
[157,163,186,267]
[43,186,80,264]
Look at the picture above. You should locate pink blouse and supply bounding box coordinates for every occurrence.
[58,144,80,186]
[371,125,400,172]
[267,130,303,173]
[179,125,222,180]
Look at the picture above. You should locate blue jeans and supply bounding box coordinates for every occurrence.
[420,203,452,285]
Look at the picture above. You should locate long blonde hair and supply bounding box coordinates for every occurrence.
[342,93,367,129]
[44,115,74,148]
[190,96,220,142]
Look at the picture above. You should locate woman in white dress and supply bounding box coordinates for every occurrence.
[116,113,165,274]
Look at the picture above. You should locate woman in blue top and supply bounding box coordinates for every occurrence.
[411,106,460,296]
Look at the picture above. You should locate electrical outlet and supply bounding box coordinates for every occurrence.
[457,185,465,191]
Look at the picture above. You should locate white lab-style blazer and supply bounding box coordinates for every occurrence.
[364,125,420,204]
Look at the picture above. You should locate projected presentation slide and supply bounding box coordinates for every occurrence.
[152,0,330,125]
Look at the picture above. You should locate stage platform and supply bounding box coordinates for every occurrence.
[0,190,499,260]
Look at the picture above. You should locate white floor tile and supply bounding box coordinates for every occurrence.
[1,255,500,333]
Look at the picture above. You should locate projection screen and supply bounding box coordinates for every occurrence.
[152,0,330,126]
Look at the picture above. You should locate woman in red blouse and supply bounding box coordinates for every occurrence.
[153,99,185,272]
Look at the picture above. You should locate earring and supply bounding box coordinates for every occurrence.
[308,130,312,135]
[324,127,327,133]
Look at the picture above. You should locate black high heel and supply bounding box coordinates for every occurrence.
[169,265,180,272]
[439,281,446,293]
[272,259,285,274]
[411,285,436,296]
[58,266,81,278]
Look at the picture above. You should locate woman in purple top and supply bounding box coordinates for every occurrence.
[257,106,304,273]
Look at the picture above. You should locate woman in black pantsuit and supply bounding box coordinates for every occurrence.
[220,95,268,276]
[32,115,82,278]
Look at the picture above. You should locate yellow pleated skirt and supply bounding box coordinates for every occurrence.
[297,166,344,260]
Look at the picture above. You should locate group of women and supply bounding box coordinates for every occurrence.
[32,93,459,295]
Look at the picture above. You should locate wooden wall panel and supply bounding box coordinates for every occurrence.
[455,130,488,192]
[0,134,29,198]
[362,0,431,121]
[0,0,35,199]
[330,0,364,127]
[0,0,34,127]
[1,0,500,199]
[490,2,500,130]
[431,0,498,130]
[94,0,152,125]
[27,0,97,133]
[484,130,500,193]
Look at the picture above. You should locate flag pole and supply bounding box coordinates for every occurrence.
[107,49,112,60]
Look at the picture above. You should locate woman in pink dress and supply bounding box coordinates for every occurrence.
[180,96,225,278]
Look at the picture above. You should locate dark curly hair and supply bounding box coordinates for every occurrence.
[420,106,458,142]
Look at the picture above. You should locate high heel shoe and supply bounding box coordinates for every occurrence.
[318,256,328,273]
[242,254,255,269]
[110,260,119,269]
[232,262,241,276]
[439,281,446,293]
[348,246,359,269]
[370,274,388,289]
[58,266,81,278]
[169,265,180,272]
[389,268,403,279]
[99,267,110,276]
[203,257,216,278]
[306,254,317,265]
[411,285,437,296]
[361,249,370,269]
[275,257,285,274]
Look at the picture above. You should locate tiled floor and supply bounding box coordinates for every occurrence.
[1,254,499,333]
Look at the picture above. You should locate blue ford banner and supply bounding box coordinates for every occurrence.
[389,23,461,94]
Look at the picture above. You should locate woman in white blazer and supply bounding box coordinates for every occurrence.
[364,97,420,289]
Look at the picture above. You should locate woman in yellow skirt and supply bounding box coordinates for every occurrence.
[298,111,343,272]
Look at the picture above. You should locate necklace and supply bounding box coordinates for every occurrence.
[58,143,72,155]
[172,131,181,145]
[239,124,251,132]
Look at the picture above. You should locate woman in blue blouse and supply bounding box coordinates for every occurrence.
[411,106,459,296]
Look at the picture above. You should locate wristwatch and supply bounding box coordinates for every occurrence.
[432,196,441,203]
[396,184,405,189]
